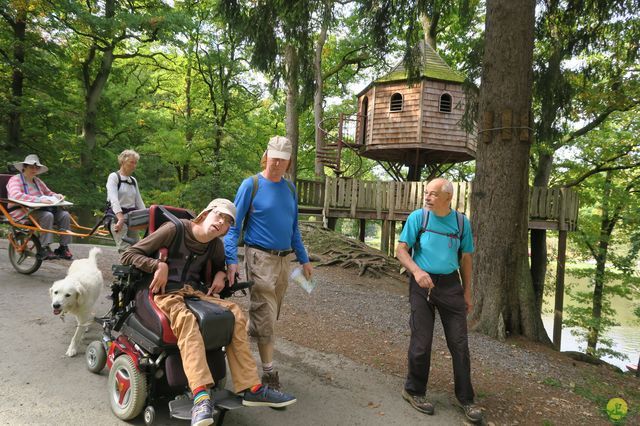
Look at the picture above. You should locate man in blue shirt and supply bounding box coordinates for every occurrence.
[225,136,313,391]
[396,178,483,423]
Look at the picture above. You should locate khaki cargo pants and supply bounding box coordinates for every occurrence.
[244,247,291,345]
[154,285,260,392]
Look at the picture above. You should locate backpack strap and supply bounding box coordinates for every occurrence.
[243,174,296,231]
[455,210,465,260]
[412,208,429,253]
[115,172,138,192]
[242,174,260,233]
[414,209,465,257]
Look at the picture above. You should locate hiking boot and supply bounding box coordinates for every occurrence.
[41,247,58,261]
[242,385,296,408]
[191,398,214,426]
[402,389,434,415]
[54,245,73,260]
[261,371,281,391]
[460,402,483,423]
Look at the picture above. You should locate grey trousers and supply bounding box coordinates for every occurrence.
[405,272,475,404]
[32,208,72,247]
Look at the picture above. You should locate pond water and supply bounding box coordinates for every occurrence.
[541,316,640,371]
[541,270,640,372]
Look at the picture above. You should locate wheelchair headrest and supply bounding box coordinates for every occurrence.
[149,205,195,233]
[125,205,195,233]
[0,174,14,200]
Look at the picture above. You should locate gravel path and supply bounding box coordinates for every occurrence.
[81,242,636,425]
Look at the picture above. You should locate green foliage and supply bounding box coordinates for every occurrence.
[555,113,640,358]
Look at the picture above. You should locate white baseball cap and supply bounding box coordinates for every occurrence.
[194,198,236,224]
[266,136,292,160]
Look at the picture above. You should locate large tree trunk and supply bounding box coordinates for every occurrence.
[587,170,614,354]
[529,46,564,320]
[313,3,330,179]
[588,252,607,354]
[183,51,193,184]
[81,47,114,173]
[80,0,116,174]
[530,153,555,317]
[470,0,547,341]
[4,5,26,152]
[284,43,300,182]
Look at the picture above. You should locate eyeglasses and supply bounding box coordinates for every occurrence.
[25,164,41,169]
[213,210,234,226]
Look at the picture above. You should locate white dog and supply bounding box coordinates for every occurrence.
[50,247,103,357]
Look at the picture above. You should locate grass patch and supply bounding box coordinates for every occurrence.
[542,377,563,388]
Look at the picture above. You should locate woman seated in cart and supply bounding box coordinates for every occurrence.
[6,154,73,260]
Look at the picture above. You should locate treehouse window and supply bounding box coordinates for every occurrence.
[439,93,452,113]
[390,93,403,112]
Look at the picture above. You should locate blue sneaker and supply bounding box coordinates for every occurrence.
[191,398,214,426]
[242,385,297,408]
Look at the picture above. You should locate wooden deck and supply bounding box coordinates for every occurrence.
[297,177,578,231]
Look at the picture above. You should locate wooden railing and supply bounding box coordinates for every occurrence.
[297,177,578,231]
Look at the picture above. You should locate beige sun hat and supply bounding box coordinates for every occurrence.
[266,136,292,160]
[194,198,237,224]
[14,154,48,174]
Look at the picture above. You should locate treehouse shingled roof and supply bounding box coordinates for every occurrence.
[354,41,475,167]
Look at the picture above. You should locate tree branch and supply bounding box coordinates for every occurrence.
[0,9,16,30]
[0,46,10,62]
[556,101,640,149]
[323,51,371,81]
[564,161,640,188]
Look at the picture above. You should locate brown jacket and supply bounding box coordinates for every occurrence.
[120,220,225,280]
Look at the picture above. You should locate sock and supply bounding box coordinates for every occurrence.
[193,386,210,405]
[250,384,263,393]
[262,362,274,374]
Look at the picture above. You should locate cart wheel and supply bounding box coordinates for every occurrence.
[143,405,155,425]
[108,354,147,420]
[86,341,107,373]
[8,232,42,275]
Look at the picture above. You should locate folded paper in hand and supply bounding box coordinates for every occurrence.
[289,266,316,294]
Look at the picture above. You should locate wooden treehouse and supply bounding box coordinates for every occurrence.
[310,41,579,349]
[317,41,476,179]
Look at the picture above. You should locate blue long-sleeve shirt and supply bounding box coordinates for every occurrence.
[224,174,309,265]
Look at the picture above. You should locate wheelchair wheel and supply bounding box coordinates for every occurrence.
[108,354,147,420]
[143,405,156,425]
[8,232,42,275]
[86,341,107,373]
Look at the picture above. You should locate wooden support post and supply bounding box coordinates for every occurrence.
[389,221,396,256]
[553,229,568,351]
[359,219,366,242]
[380,220,389,254]
[322,176,332,229]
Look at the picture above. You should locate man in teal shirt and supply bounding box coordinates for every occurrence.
[396,178,483,423]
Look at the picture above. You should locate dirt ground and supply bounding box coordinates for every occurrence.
[262,224,639,426]
[267,264,640,426]
[90,228,639,426]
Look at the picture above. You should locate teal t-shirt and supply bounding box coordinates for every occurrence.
[399,208,474,274]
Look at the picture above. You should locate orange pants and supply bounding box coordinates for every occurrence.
[154,285,260,393]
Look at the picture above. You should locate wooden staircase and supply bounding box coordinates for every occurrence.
[316,113,362,176]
